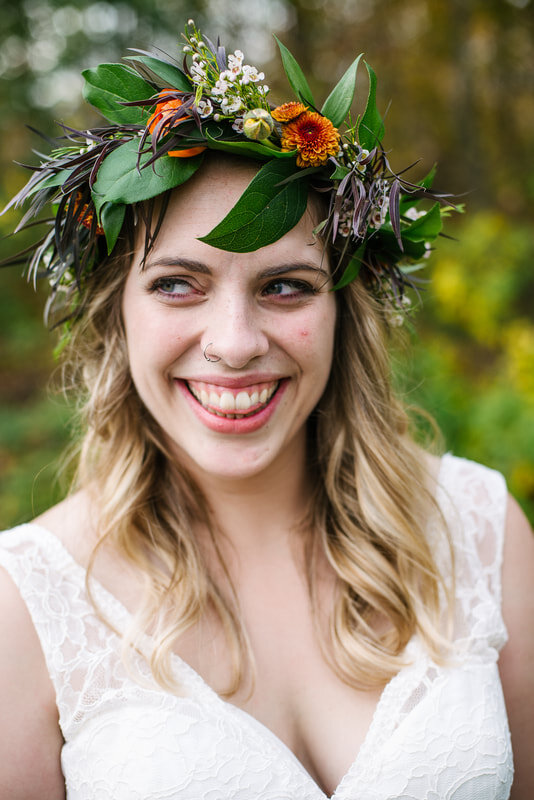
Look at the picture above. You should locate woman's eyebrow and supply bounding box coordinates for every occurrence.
[259,263,330,279]
[141,257,211,274]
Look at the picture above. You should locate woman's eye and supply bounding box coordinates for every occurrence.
[262,279,315,298]
[150,277,199,298]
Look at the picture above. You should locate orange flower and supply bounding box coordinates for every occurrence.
[73,193,103,235]
[272,102,308,123]
[147,90,206,158]
[280,110,340,167]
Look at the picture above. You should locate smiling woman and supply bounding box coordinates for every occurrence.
[121,157,336,476]
[0,19,533,800]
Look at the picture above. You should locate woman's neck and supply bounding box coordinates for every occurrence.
[183,435,312,557]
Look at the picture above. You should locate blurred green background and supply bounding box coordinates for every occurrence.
[1,0,533,528]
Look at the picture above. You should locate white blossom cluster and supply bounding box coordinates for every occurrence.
[341,143,371,174]
[336,176,391,240]
[183,33,270,129]
[369,178,390,229]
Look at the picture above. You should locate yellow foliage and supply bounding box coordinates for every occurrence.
[429,211,532,351]
[503,320,534,400]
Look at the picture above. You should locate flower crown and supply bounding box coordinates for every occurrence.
[2,20,457,324]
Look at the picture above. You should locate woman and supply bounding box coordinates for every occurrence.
[1,21,533,800]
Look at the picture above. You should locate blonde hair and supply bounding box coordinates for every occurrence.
[61,189,451,696]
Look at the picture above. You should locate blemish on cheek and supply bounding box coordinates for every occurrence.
[299,329,309,338]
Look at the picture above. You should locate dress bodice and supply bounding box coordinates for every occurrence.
[0,454,513,799]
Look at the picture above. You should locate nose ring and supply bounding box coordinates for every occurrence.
[203,343,221,363]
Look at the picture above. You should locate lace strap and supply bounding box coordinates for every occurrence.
[438,454,509,653]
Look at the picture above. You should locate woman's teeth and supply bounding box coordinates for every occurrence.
[187,380,279,418]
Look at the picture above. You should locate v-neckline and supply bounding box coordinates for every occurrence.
[20,520,431,799]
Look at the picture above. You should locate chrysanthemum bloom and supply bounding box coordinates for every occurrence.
[280,110,340,167]
[272,102,308,123]
[147,90,206,157]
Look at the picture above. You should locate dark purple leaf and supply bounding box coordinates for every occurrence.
[389,179,402,251]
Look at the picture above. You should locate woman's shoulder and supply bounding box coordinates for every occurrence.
[0,490,97,617]
[32,489,97,564]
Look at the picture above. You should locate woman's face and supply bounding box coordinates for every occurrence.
[122,158,337,483]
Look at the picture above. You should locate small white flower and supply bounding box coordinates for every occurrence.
[211,77,231,95]
[213,113,221,121]
[355,147,370,173]
[196,98,213,118]
[232,117,244,133]
[187,18,194,25]
[338,220,352,237]
[337,202,354,238]
[219,69,237,83]
[404,206,426,221]
[370,209,385,229]
[258,84,270,95]
[221,95,243,114]
[191,61,207,83]
[389,312,405,327]
[228,50,244,70]
[240,65,264,84]
[183,45,192,52]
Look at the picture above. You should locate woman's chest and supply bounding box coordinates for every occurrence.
[170,569,384,796]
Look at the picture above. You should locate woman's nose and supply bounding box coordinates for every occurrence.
[201,298,269,369]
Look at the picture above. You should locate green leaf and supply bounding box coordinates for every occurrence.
[402,202,442,242]
[82,63,155,125]
[274,165,321,185]
[419,164,437,190]
[321,54,363,128]
[332,241,366,289]
[358,62,385,150]
[274,36,315,106]
[126,55,192,92]
[374,229,426,259]
[329,163,351,180]
[100,202,126,254]
[25,168,73,198]
[199,158,308,253]
[204,132,296,160]
[92,138,203,205]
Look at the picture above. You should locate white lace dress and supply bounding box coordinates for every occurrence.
[0,454,513,799]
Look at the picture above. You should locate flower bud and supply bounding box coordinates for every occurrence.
[242,108,274,141]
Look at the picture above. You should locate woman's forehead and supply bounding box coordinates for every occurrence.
[132,158,328,272]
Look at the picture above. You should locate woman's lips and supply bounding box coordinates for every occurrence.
[175,378,287,433]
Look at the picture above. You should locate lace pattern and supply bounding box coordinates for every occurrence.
[0,454,513,799]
